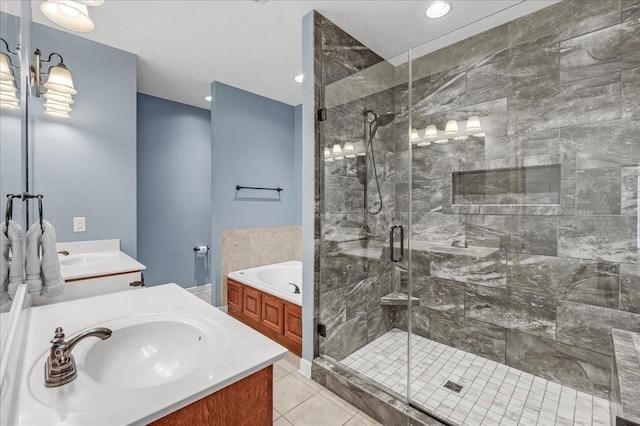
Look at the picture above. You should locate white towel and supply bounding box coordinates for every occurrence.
[25,221,65,297]
[3,220,23,300]
[24,221,43,294]
[0,224,10,304]
[40,220,64,298]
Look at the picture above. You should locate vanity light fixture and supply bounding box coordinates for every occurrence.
[332,143,342,155]
[294,74,304,83]
[424,124,438,138]
[343,141,357,158]
[0,40,20,111]
[31,49,77,118]
[426,1,452,19]
[411,128,420,142]
[40,0,104,33]
[466,115,481,131]
[444,120,458,134]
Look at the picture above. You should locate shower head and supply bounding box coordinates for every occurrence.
[374,112,396,127]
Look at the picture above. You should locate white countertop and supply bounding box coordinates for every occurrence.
[2,284,288,425]
[59,250,146,280]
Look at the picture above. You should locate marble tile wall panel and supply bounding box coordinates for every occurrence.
[556,300,640,355]
[558,216,638,263]
[411,25,508,88]
[409,70,467,118]
[322,314,369,361]
[623,0,640,21]
[319,286,347,330]
[430,247,507,288]
[559,19,640,83]
[622,67,640,117]
[412,275,464,315]
[507,0,621,54]
[429,310,506,363]
[411,213,465,245]
[411,180,443,213]
[366,307,395,342]
[345,273,393,320]
[464,284,556,339]
[620,263,640,313]
[576,168,622,215]
[559,118,640,169]
[556,72,622,128]
[505,330,611,398]
[462,135,513,163]
[394,305,430,339]
[508,253,621,309]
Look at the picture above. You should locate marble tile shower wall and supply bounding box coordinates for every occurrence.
[314,13,399,361]
[392,0,640,398]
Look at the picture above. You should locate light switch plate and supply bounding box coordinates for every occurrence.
[73,217,86,232]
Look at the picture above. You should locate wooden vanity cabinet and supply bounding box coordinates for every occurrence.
[227,278,302,357]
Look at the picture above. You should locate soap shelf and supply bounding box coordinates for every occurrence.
[380,292,420,306]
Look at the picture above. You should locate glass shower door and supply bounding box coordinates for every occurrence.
[316,27,413,401]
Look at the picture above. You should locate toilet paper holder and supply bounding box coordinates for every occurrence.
[193,245,209,254]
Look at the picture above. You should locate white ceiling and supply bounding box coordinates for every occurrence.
[2,1,558,109]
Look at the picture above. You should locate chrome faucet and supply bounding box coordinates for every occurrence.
[57,250,70,256]
[45,326,112,387]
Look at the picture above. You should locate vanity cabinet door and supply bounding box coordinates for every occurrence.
[243,287,262,324]
[228,280,243,315]
[284,303,303,347]
[262,294,284,334]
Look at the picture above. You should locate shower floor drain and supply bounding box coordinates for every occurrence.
[444,380,463,393]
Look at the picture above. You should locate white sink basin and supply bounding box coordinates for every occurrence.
[60,253,119,267]
[84,320,210,389]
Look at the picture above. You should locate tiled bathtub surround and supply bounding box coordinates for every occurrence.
[313,0,640,419]
[220,225,301,305]
[342,329,611,426]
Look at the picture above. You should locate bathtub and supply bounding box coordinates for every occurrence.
[228,261,302,306]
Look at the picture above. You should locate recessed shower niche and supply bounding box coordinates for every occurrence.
[452,164,561,205]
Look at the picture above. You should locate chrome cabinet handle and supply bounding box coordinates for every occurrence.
[389,225,404,262]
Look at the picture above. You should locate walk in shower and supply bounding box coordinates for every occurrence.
[313,2,639,425]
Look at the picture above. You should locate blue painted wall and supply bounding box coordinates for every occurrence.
[30,23,138,255]
[137,94,212,287]
[293,104,302,225]
[211,82,296,305]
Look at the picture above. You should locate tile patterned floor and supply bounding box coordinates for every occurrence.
[341,329,611,426]
[185,283,212,304]
[273,353,382,426]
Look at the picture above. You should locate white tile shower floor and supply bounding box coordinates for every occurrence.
[341,329,611,426]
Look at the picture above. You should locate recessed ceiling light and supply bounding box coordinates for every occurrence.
[426,1,452,19]
[204,96,211,102]
[294,74,304,83]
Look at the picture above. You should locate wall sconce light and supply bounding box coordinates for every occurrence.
[332,143,342,155]
[445,120,458,135]
[31,49,77,118]
[0,39,20,111]
[40,0,105,33]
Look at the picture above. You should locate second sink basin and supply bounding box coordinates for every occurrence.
[84,320,211,389]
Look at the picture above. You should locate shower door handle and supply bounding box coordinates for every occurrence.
[389,225,404,262]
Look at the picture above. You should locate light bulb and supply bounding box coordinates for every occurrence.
[426,1,452,18]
